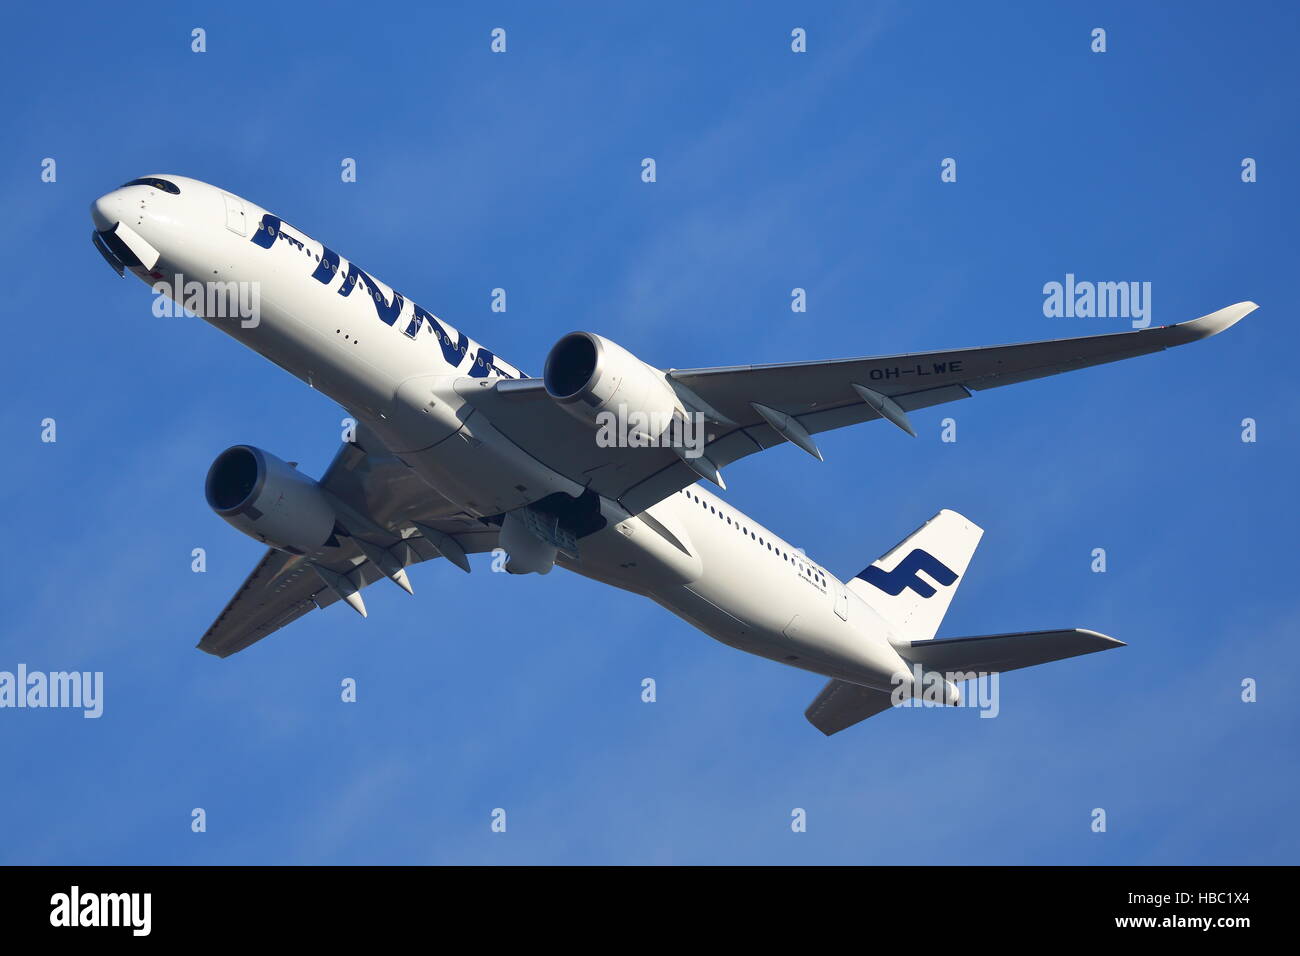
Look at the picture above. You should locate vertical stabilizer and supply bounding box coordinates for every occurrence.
[846,510,982,642]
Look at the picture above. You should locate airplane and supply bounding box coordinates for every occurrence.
[89,174,1256,735]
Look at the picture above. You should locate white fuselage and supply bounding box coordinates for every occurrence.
[92,175,909,690]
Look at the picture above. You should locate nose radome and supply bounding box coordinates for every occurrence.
[90,189,131,231]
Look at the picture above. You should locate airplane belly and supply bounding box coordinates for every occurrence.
[261,286,407,416]
[637,494,908,689]
[560,498,704,592]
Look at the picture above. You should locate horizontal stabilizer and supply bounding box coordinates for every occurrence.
[805,628,1124,735]
[903,628,1124,675]
[805,679,896,736]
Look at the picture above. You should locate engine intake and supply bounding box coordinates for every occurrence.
[205,445,338,555]
[543,332,685,439]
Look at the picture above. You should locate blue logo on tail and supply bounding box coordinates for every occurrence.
[857,549,957,598]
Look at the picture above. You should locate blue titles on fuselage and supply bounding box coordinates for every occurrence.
[250,213,514,379]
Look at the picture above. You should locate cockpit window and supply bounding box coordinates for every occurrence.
[121,177,180,195]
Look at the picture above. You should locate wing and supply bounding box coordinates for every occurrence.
[462,302,1257,515]
[197,433,499,658]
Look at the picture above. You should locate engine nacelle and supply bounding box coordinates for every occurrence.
[205,445,337,554]
[543,332,685,441]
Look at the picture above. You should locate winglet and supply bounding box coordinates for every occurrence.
[1168,301,1258,343]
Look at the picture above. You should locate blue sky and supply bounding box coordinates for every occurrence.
[1,1,1296,864]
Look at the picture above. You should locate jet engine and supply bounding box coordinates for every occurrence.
[205,445,338,554]
[543,332,685,442]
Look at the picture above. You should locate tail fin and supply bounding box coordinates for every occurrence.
[846,509,982,642]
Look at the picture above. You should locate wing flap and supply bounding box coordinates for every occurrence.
[198,550,319,657]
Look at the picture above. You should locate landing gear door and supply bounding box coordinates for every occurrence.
[834,580,849,621]
[223,193,248,236]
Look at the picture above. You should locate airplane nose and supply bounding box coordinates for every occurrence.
[90,190,129,231]
[90,186,163,275]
